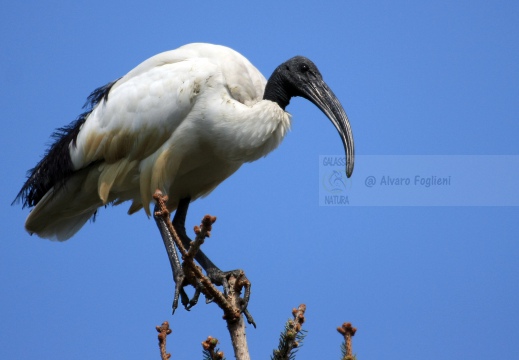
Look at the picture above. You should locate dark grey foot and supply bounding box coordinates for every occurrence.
[205,268,251,311]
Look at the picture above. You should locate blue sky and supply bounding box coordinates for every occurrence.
[1,1,518,359]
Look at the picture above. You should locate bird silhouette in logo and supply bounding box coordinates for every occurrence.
[326,170,347,192]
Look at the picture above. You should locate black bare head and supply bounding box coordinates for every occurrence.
[263,56,355,177]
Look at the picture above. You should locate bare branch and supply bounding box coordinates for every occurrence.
[225,275,250,360]
[156,321,172,360]
[337,322,357,360]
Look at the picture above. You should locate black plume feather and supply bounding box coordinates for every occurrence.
[14,79,119,208]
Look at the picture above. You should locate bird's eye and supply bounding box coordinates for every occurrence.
[300,63,309,72]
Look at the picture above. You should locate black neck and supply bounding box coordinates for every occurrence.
[263,68,291,110]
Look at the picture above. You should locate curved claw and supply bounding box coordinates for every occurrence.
[184,294,199,311]
[184,280,203,311]
[243,308,256,328]
[178,287,190,312]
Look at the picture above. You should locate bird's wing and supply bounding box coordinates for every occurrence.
[71,44,266,169]
[71,54,207,169]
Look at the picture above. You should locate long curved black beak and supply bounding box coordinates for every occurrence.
[301,80,355,177]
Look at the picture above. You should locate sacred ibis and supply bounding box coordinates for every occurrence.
[15,43,354,310]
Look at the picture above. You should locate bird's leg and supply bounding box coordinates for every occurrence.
[173,197,251,310]
[154,202,190,314]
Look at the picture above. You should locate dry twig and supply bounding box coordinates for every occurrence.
[337,322,357,360]
[156,321,172,360]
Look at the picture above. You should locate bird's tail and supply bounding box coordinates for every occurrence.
[24,167,103,241]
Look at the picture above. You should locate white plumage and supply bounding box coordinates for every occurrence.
[23,44,291,240]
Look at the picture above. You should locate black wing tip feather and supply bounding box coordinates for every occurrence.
[83,78,120,109]
[13,79,119,209]
[13,115,88,209]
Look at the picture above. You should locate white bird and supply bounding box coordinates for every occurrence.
[15,43,354,311]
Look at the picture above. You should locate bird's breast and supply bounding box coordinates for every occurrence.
[156,98,291,207]
[198,98,292,163]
